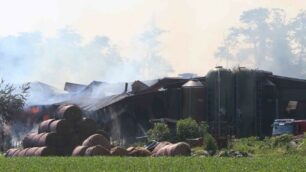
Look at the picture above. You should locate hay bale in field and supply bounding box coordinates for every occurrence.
[84,145,110,156]
[154,142,191,156]
[25,147,40,157]
[126,147,135,152]
[17,148,29,157]
[34,147,55,156]
[128,147,151,157]
[82,134,111,150]
[23,132,59,148]
[38,119,56,133]
[56,105,82,122]
[49,119,73,134]
[75,118,97,141]
[5,148,21,157]
[72,146,89,156]
[152,141,172,154]
[110,147,128,156]
[38,132,59,147]
[94,130,110,141]
[11,149,22,157]
[23,133,45,148]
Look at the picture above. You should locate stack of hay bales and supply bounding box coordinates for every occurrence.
[5,104,191,158]
[5,105,108,157]
[72,133,115,156]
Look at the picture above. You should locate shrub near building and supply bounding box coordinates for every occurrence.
[176,118,200,140]
[147,122,171,141]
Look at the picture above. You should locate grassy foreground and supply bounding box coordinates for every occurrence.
[1,155,306,172]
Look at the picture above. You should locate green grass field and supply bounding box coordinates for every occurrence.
[1,155,306,172]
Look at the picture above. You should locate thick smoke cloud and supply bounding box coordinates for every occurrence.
[215,8,306,79]
[0,26,173,89]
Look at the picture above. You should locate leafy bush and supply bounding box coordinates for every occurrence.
[204,134,218,152]
[270,134,293,148]
[147,122,171,141]
[176,118,200,140]
[199,122,218,151]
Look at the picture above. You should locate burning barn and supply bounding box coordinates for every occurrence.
[23,67,306,144]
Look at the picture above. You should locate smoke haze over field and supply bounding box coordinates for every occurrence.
[0,26,172,89]
[0,1,305,90]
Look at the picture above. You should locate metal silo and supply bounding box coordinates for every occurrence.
[234,68,276,137]
[206,67,235,140]
[182,80,207,121]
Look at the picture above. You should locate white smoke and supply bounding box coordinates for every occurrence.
[215,8,306,79]
[0,25,173,90]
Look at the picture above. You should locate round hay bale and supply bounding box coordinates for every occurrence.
[84,145,110,156]
[128,147,151,157]
[17,148,29,157]
[82,134,111,150]
[155,142,191,156]
[72,146,89,156]
[11,149,22,157]
[110,147,128,156]
[57,105,82,122]
[49,119,73,134]
[5,148,20,157]
[38,119,56,133]
[22,133,37,148]
[38,132,59,147]
[94,130,110,141]
[25,147,40,157]
[126,147,135,152]
[35,147,55,156]
[169,142,191,156]
[152,141,172,154]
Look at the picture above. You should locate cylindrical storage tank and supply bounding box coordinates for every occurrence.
[235,68,275,137]
[206,67,235,123]
[182,80,207,121]
[56,105,82,122]
[206,67,235,141]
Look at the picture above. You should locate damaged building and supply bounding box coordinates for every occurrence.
[26,67,306,144]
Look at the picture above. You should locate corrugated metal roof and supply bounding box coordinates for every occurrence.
[78,93,131,111]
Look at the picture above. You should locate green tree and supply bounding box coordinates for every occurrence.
[176,118,200,140]
[147,122,171,141]
[0,80,29,151]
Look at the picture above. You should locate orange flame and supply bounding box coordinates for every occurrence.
[31,107,40,114]
[43,115,49,121]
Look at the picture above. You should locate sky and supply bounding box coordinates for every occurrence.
[0,0,305,89]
